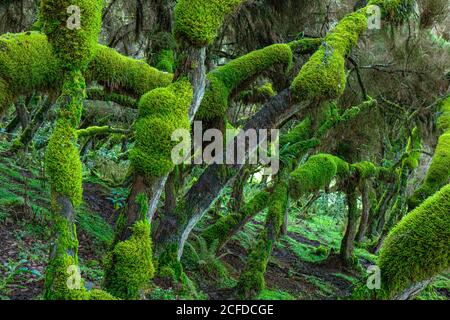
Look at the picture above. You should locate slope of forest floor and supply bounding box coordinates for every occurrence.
[0,139,448,300]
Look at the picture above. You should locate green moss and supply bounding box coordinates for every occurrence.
[237,180,288,299]
[40,0,103,70]
[174,0,242,45]
[291,11,367,100]
[280,118,313,146]
[409,133,450,208]
[237,231,273,299]
[45,71,86,206]
[44,215,89,300]
[155,49,175,73]
[0,32,172,112]
[197,44,292,120]
[87,45,173,96]
[378,184,450,298]
[45,119,83,206]
[404,127,422,170]
[89,289,118,300]
[130,79,193,177]
[0,32,61,114]
[352,161,378,180]
[202,190,270,247]
[437,96,450,132]
[289,154,349,199]
[104,219,154,300]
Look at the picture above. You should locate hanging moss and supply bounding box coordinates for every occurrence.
[197,44,292,120]
[289,154,350,199]
[290,11,367,100]
[104,219,154,300]
[130,79,193,177]
[40,0,103,70]
[404,127,422,170]
[378,184,450,298]
[174,0,243,46]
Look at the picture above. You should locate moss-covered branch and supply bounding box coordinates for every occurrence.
[174,0,243,46]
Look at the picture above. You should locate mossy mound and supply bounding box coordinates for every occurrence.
[130,79,193,177]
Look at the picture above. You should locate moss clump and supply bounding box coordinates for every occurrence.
[289,154,349,199]
[291,11,367,100]
[202,190,270,247]
[0,78,11,116]
[40,0,103,69]
[45,71,85,206]
[174,0,242,46]
[437,96,450,132]
[368,0,416,24]
[0,32,172,112]
[237,231,273,299]
[238,180,288,299]
[197,44,292,119]
[0,32,61,114]
[130,79,193,177]
[104,219,154,300]
[404,127,422,170]
[409,102,450,209]
[378,184,450,298]
[87,45,173,97]
[155,49,175,73]
[279,118,312,146]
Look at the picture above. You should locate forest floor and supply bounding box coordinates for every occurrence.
[0,139,448,300]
